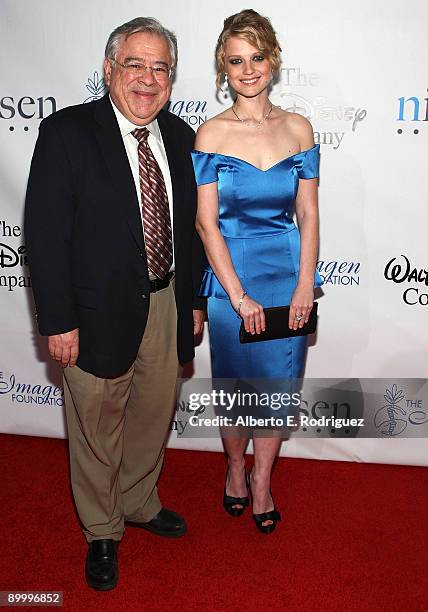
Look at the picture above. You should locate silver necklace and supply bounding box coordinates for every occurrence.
[232,102,274,128]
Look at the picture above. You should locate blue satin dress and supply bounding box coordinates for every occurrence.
[191,145,323,380]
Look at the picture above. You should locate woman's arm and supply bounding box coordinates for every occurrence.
[290,116,320,330]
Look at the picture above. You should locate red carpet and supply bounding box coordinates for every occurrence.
[0,434,427,611]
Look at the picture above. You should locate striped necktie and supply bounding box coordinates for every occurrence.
[132,127,172,279]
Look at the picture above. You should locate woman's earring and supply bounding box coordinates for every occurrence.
[221,73,229,96]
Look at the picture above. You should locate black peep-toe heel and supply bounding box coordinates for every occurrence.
[249,472,281,534]
[252,506,281,534]
[223,467,249,517]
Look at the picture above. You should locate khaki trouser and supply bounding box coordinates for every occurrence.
[63,281,178,542]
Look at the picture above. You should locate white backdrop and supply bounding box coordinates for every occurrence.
[1,0,427,465]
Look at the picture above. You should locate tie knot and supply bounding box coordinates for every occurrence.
[132,127,150,144]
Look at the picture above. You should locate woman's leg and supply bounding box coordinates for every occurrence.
[221,428,249,507]
[251,433,282,526]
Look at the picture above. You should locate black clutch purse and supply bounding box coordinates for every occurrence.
[239,302,318,344]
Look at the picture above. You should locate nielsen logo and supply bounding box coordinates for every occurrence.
[0,96,57,120]
[397,89,428,135]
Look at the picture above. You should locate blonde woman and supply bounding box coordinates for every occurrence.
[192,9,322,534]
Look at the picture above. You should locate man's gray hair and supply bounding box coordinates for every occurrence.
[105,17,178,67]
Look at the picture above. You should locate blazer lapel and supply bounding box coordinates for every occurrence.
[93,95,144,252]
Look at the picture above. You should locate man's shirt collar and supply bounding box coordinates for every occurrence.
[110,95,162,142]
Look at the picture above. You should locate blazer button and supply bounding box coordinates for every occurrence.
[141,293,147,299]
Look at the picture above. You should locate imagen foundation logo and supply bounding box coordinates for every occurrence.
[317,258,360,287]
[374,384,427,437]
[0,370,64,406]
[83,72,106,103]
[166,99,208,127]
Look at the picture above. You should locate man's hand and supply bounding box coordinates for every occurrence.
[193,309,205,336]
[48,328,79,368]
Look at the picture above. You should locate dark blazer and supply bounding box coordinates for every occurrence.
[24,94,205,378]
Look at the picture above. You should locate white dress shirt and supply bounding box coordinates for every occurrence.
[110,97,175,273]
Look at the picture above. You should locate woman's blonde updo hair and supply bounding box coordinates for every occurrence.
[215,9,282,89]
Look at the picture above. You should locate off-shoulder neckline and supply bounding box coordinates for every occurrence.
[192,144,319,173]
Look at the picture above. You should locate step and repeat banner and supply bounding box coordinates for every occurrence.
[1,0,427,465]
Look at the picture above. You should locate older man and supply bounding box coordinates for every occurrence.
[25,18,205,590]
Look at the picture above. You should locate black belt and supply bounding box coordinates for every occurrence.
[149,271,174,293]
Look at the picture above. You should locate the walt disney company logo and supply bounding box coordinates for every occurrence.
[384,254,428,306]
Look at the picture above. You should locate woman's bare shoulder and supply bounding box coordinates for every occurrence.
[277,109,315,148]
[194,109,233,152]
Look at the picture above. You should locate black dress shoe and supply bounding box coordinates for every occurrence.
[125,508,187,538]
[85,539,118,591]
